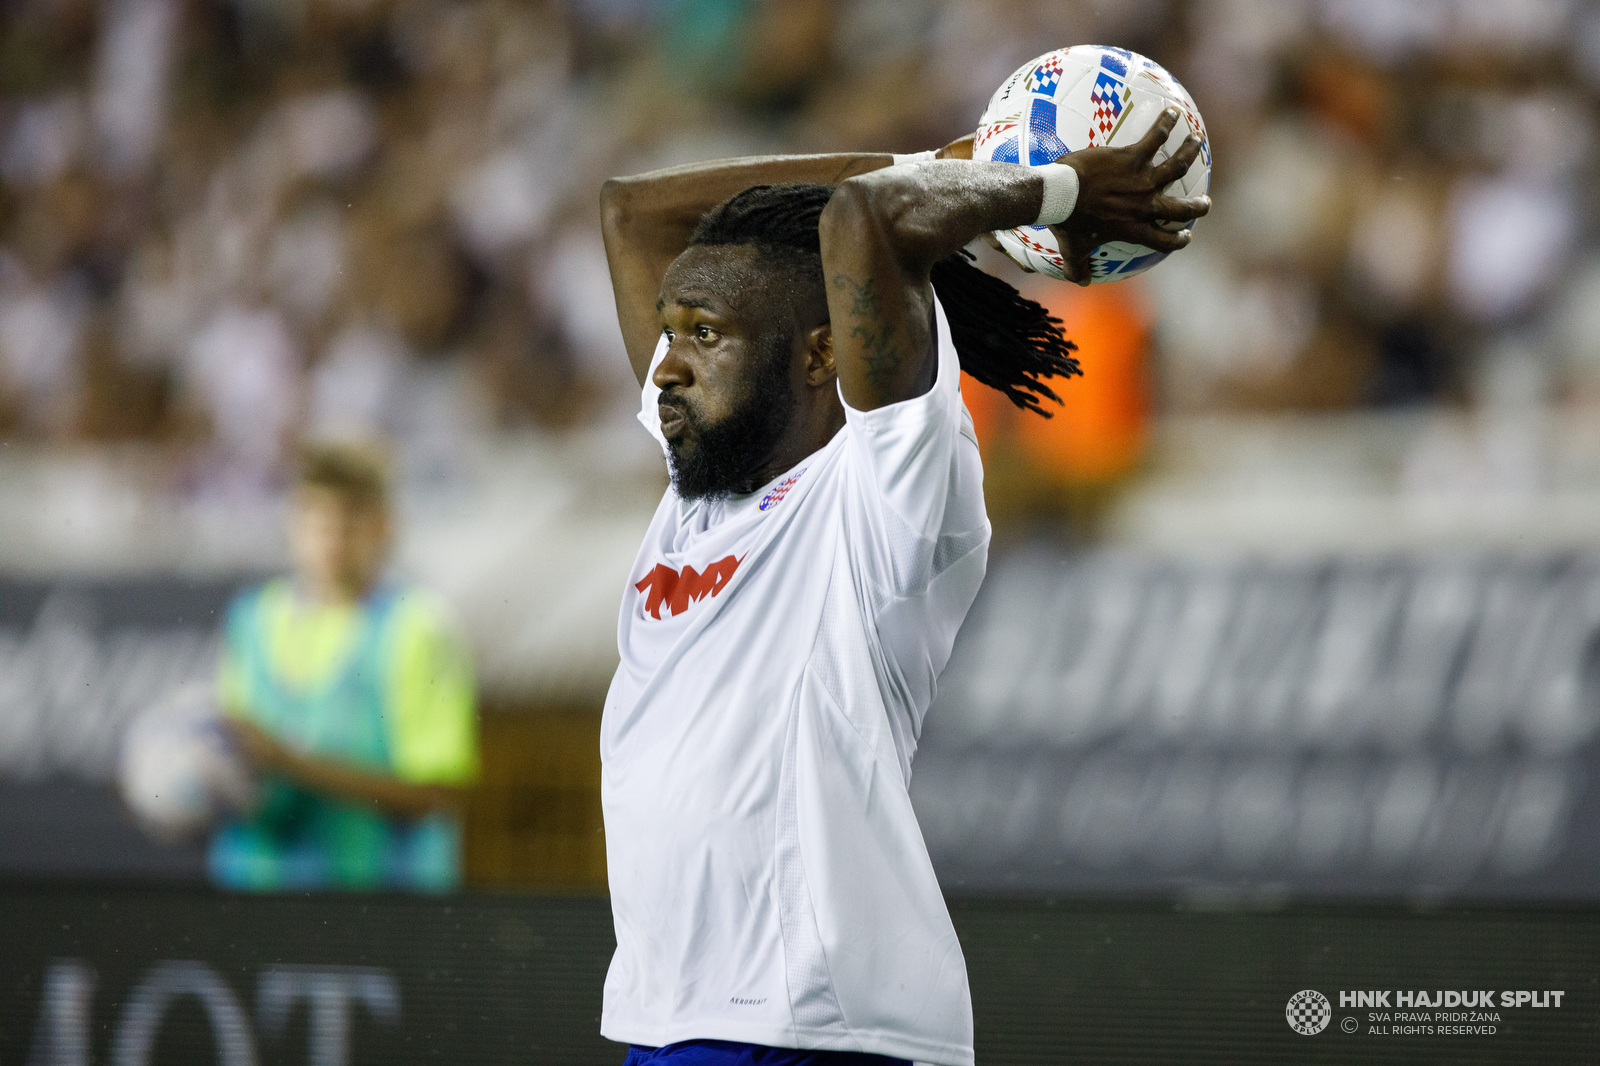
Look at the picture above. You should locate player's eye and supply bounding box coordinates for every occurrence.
[696,326,720,343]
[662,327,674,341]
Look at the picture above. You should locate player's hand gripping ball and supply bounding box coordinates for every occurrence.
[974,45,1211,283]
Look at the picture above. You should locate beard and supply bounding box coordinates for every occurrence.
[662,335,794,501]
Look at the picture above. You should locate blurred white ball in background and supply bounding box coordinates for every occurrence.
[118,683,255,843]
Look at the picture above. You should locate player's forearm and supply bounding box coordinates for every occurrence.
[822,160,1044,277]
[601,153,892,249]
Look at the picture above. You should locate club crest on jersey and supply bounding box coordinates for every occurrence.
[635,555,742,620]
[759,469,804,512]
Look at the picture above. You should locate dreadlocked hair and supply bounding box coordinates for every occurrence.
[689,182,1081,417]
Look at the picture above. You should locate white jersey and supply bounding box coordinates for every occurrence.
[600,297,989,1066]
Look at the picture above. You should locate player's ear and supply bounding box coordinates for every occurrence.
[804,324,835,386]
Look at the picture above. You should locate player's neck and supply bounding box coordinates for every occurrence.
[737,399,844,493]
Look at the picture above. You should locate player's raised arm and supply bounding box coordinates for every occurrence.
[819,107,1208,411]
[820,161,1039,411]
[599,154,892,385]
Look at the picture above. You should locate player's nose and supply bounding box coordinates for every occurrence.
[652,342,694,391]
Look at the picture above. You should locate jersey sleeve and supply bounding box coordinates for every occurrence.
[384,593,480,786]
[838,295,990,598]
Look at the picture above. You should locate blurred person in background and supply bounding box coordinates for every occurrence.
[211,441,479,891]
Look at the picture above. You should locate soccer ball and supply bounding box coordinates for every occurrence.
[118,684,256,842]
[973,45,1211,282]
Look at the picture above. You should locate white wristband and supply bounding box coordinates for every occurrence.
[1034,163,1080,226]
[891,149,936,166]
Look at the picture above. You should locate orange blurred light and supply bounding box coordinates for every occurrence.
[961,276,1150,485]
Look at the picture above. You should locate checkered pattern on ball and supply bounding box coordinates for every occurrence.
[1028,56,1064,94]
[1088,71,1125,144]
[1286,990,1332,1035]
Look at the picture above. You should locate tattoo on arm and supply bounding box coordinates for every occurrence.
[832,273,902,387]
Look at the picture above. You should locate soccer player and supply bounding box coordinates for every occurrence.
[598,109,1207,1065]
[212,442,479,891]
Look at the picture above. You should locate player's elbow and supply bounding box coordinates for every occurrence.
[819,177,873,246]
[600,177,638,242]
[823,174,938,263]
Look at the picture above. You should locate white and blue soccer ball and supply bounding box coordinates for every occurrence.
[118,683,255,842]
[973,45,1211,283]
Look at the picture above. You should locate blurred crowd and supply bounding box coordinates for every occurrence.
[2,0,1600,500]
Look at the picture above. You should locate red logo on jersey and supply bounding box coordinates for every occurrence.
[635,554,743,619]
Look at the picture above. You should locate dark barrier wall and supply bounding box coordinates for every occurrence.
[915,551,1600,898]
[0,577,241,881]
[0,577,239,782]
[1,889,1596,1065]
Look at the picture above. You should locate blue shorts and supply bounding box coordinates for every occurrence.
[622,1040,911,1066]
